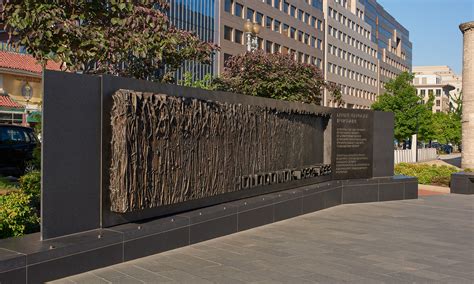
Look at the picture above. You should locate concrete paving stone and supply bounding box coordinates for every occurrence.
[52,195,474,283]
[155,269,213,284]
[127,259,176,274]
[388,271,448,283]
[90,268,144,284]
[47,278,76,284]
[200,276,247,284]
[389,269,451,281]
[439,276,474,284]
[111,263,175,283]
[63,272,110,284]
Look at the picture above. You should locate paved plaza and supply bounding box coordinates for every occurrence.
[53,194,474,283]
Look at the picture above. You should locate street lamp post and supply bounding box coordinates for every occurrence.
[21,81,33,126]
[244,20,261,52]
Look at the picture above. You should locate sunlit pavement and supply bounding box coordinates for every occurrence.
[52,194,474,283]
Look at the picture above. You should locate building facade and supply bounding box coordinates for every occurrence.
[0,50,61,125]
[218,0,325,73]
[0,0,411,110]
[168,0,218,82]
[413,66,462,111]
[216,0,411,109]
[413,73,454,113]
[323,0,378,108]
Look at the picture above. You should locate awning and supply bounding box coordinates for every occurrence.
[27,111,41,123]
[0,93,25,112]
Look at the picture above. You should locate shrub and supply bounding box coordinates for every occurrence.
[0,191,40,238]
[19,171,41,209]
[216,51,341,105]
[395,163,459,186]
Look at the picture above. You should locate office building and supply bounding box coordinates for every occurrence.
[168,0,218,82]
[413,65,462,111]
[1,0,411,110]
[413,73,454,113]
[216,0,411,109]
[219,0,325,73]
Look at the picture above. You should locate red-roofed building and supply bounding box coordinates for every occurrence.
[0,49,61,125]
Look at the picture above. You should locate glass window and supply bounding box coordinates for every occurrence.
[266,0,272,5]
[224,0,233,13]
[298,9,303,21]
[0,128,27,145]
[304,12,310,24]
[312,0,322,10]
[283,24,289,36]
[266,40,273,53]
[298,31,303,42]
[274,43,281,53]
[224,53,233,65]
[274,0,281,9]
[304,33,309,45]
[235,3,243,17]
[266,16,273,29]
[234,29,243,44]
[256,12,263,25]
[274,20,281,32]
[428,89,434,96]
[290,27,296,39]
[224,26,232,41]
[246,8,255,21]
[290,5,296,17]
[283,1,289,13]
[436,89,441,96]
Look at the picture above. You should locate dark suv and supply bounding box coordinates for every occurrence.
[0,124,39,176]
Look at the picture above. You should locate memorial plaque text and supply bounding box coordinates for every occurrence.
[332,109,373,179]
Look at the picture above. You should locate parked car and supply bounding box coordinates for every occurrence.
[441,144,453,154]
[0,124,39,176]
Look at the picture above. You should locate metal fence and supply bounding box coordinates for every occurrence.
[394,148,438,164]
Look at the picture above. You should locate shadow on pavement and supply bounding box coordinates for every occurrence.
[442,157,461,168]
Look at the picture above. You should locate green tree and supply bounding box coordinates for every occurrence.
[432,112,461,146]
[371,72,434,142]
[2,1,216,82]
[179,72,217,90]
[215,51,341,105]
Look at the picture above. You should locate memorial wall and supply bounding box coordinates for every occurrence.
[109,90,331,213]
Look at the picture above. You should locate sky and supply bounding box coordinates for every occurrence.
[377,0,473,75]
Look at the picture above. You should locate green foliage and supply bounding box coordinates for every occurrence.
[2,1,216,82]
[432,112,461,145]
[395,163,460,186]
[19,171,41,206]
[0,172,41,239]
[371,72,434,142]
[179,72,217,90]
[0,191,40,238]
[0,177,18,192]
[215,51,341,105]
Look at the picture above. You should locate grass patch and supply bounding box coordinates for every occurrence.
[0,177,18,195]
[395,163,460,187]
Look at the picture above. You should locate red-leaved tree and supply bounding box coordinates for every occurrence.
[1,0,217,82]
[216,51,341,105]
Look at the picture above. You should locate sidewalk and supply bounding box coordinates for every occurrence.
[52,195,474,283]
